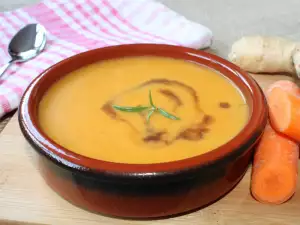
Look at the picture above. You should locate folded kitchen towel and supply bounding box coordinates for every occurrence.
[0,0,213,118]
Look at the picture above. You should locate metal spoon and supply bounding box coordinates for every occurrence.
[0,23,47,78]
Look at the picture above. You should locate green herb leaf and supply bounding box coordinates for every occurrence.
[149,90,155,107]
[146,109,155,123]
[112,105,149,112]
[110,90,180,123]
[158,108,180,120]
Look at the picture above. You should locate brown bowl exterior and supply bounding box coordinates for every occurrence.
[18,44,268,218]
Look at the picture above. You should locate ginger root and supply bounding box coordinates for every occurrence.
[228,36,300,76]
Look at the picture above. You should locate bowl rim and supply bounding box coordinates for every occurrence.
[18,43,268,177]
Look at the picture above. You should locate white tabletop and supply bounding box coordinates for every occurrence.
[1,0,300,58]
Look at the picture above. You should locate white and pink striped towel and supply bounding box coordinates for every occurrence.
[0,0,213,118]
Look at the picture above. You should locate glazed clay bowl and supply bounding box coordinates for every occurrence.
[18,44,268,218]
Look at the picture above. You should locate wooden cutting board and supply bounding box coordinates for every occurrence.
[0,74,299,225]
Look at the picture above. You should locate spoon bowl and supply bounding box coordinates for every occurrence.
[0,23,47,77]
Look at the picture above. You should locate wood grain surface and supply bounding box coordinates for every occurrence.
[0,111,16,133]
[0,74,299,225]
[0,118,10,132]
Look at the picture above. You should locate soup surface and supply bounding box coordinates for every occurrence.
[38,56,249,164]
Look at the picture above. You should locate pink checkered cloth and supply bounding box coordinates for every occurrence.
[0,0,213,118]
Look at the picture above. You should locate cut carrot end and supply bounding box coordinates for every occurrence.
[251,166,297,204]
[267,80,300,96]
[268,87,300,141]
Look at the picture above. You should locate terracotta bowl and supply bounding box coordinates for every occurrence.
[18,44,268,219]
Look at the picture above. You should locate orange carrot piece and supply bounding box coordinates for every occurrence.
[251,124,299,204]
[267,80,300,96]
[267,82,300,142]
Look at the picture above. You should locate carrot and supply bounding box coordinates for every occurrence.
[251,124,299,204]
[267,80,300,142]
[267,80,300,96]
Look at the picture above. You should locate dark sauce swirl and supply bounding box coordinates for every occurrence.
[101,79,215,145]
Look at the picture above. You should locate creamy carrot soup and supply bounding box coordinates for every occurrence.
[38,57,249,164]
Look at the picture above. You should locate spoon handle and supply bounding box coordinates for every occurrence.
[0,60,13,79]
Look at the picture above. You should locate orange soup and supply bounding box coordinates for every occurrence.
[38,57,249,164]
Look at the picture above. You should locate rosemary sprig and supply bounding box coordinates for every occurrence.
[112,105,149,112]
[146,108,155,123]
[157,108,180,120]
[112,90,180,123]
[149,89,155,107]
